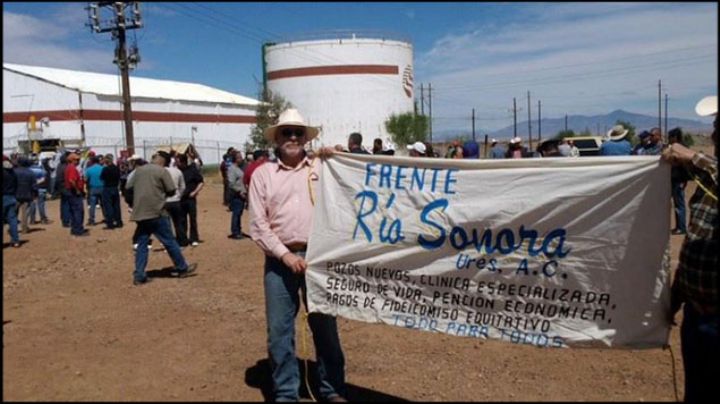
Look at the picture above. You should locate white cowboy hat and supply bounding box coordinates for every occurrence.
[695,95,717,117]
[406,141,427,154]
[606,125,629,141]
[509,136,522,145]
[263,108,320,143]
[128,154,142,161]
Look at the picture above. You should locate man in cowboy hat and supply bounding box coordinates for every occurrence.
[248,108,347,402]
[488,138,502,159]
[599,124,632,156]
[505,136,529,158]
[664,94,718,403]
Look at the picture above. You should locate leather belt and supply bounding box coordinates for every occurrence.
[285,243,307,253]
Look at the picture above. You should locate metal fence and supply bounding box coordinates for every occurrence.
[3,135,248,165]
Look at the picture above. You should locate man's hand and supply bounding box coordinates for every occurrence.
[281,252,307,274]
[317,146,336,160]
[662,143,696,166]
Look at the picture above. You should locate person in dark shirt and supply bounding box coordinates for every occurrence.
[100,154,123,229]
[347,132,370,154]
[177,154,205,247]
[14,157,37,234]
[3,155,21,247]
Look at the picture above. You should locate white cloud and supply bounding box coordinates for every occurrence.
[3,8,118,73]
[416,3,718,130]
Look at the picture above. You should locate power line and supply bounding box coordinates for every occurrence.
[434,53,714,93]
[432,44,714,91]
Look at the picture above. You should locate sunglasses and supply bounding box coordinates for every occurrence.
[280,128,306,138]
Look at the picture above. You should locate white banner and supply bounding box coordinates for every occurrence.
[306,154,672,348]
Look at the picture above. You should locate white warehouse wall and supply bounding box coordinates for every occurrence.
[3,69,257,164]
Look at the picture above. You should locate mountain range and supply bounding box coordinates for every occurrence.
[432,109,714,142]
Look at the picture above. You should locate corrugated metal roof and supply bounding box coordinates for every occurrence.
[3,63,261,107]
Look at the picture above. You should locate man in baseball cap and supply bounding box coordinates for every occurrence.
[406,141,427,157]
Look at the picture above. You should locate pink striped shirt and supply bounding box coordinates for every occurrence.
[249,156,321,259]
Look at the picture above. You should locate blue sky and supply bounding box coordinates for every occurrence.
[3,2,718,133]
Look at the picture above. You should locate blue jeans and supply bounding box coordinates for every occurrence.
[133,216,189,282]
[672,181,687,233]
[230,195,245,236]
[88,187,104,224]
[60,190,72,226]
[102,187,122,227]
[68,194,86,235]
[3,195,20,244]
[28,189,48,222]
[264,253,346,401]
[681,304,720,402]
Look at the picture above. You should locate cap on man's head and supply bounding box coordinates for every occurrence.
[406,141,427,155]
[105,153,114,161]
[638,130,651,139]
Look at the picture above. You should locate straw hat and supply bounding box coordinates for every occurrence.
[695,95,717,117]
[263,108,320,143]
[606,125,629,141]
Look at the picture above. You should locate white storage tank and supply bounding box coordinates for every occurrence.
[264,34,414,151]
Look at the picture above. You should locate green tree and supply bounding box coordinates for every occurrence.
[554,129,576,140]
[249,89,292,150]
[614,119,637,145]
[384,112,429,147]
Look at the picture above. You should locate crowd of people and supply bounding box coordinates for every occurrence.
[3,94,717,402]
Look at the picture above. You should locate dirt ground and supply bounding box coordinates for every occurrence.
[2,161,699,402]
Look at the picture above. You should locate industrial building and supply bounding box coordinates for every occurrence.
[264,34,414,151]
[2,63,261,164]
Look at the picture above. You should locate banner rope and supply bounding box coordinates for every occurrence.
[300,311,317,402]
[664,343,680,402]
[690,174,718,201]
[308,157,318,206]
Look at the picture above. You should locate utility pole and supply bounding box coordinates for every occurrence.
[664,93,668,142]
[428,83,433,143]
[420,83,424,116]
[527,91,532,149]
[472,108,476,142]
[658,79,662,135]
[87,2,142,154]
[513,97,517,138]
[537,100,541,142]
[565,114,568,132]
